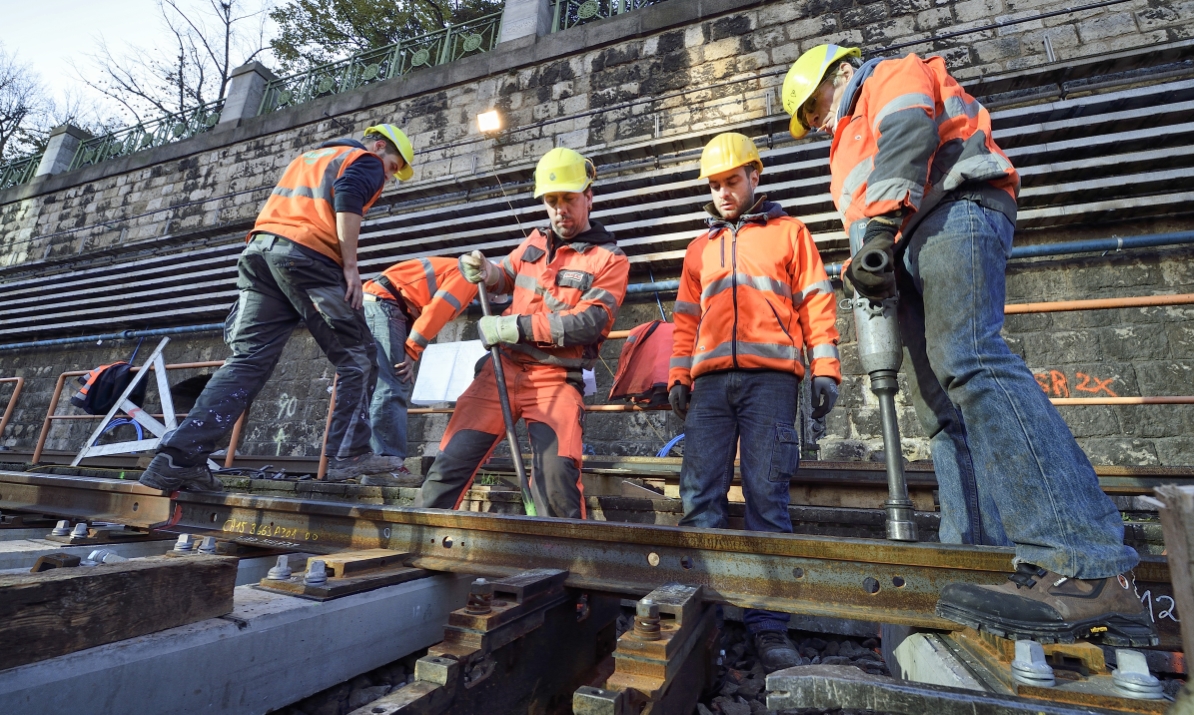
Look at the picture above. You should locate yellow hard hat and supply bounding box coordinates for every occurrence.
[698,132,763,180]
[782,44,862,140]
[534,147,596,198]
[364,124,415,181]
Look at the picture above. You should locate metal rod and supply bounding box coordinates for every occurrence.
[224,412,246,468]
[316,376,338,481]
[31,373,69,464]
[0,377,24,442]
[874,377,917,542]
[1005,292,1194,314]
[477,281,536,516]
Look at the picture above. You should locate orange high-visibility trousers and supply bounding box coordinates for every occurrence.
[416,353,586,518]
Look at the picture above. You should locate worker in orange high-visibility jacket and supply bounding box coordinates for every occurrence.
[141,124,418,492]
[668,132,841,673]
[360,257,478,479]
[417,148,630,518]
[784,45,1155,649]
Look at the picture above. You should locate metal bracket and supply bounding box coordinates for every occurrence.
[367,568,621,714]
[577,583,720,715]
[253,548,429,601]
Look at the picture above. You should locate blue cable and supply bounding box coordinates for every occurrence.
[657,433,685,458]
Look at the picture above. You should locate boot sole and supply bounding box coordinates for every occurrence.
[935,601,1159,647]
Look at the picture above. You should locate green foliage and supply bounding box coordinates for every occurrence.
[269,0,504,73]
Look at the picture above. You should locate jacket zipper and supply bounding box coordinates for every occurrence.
[730,223,740,368]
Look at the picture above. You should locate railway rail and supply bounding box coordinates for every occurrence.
[0,469,1186,714]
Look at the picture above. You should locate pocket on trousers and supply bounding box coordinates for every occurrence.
[223,294,245,345]
[308,285,365,343]
[767,424,801,482]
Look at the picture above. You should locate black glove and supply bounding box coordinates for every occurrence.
[843,215,900,302]
[809,376,838,419]
[669,384,690,421]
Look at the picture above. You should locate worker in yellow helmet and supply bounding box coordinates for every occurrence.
[669,132,841,672]
[140,123,417,490]
[784,45,1155,649]
[417,147,630,518]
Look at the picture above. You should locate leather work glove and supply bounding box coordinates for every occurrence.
[669,384,690,421]
[478,315,521,348]
[460,250,501,287]
[843,214,901,302]
[809,376,839,419]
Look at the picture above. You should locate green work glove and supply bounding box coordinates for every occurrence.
[478,315,521,348]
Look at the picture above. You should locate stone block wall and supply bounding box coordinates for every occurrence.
[4,239,1192,468]
[3,0,1191,266]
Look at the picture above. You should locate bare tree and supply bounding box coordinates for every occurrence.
[72,0,274,123]
[0,44,49,160]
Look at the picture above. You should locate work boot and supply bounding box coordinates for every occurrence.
[753,630,802,673]
[936,563,1159,647]
[325,452,407,482]
[138,453,225,493]
[361,467,422,487]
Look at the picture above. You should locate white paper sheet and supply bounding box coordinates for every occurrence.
[411,340,490,405]
[582,368,597,397]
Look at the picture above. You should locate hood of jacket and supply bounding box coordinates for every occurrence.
[703,196,787,234]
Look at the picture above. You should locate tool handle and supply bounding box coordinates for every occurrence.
[477,281,536,516]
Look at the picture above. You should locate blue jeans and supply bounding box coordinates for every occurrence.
[898,199,1137,578]
[364,298,413,459]
[679,370,800,634]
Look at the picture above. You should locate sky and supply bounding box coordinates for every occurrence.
[2,0,165,109]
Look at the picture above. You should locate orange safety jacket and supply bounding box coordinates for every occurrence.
[669,200,841,389]
[609,320,675,407]
[492,223,630,388]
[830,54,1019,239]
[363,256,479,361]
[252,144,384,265]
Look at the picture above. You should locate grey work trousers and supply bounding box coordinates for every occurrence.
[159,234,378,466]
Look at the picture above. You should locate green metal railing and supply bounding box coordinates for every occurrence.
[259,12,504,115]
[551,0,668,32]
[69,101,225,171]
[0,153,43,191]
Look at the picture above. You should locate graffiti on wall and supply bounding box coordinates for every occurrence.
[1033,370,1119,398]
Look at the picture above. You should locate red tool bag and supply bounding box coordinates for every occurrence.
[608,320,674,408]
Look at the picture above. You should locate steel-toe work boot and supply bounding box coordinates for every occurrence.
[361,467,422,487]
[325,452,407,482]
[936,563,1158,647]
[753,630,802,673]
[138,453,225,492]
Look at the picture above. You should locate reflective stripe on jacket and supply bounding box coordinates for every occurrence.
[492,224,630,388]
[252,145,384,265]
[669,201,841,388]
[830,54,1019,237]
[363,256,479,361]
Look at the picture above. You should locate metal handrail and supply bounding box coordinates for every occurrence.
[0,377,24,443]
[550,0,668,32]
[68,101,225,171]
[0,153,43,191]
[31,361,244,467]
[258,11,504,116]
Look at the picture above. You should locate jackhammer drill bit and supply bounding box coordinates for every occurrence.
[847,220,917,542]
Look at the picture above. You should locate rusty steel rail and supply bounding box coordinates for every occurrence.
[0,377,23,441]
[0,470,1176,640]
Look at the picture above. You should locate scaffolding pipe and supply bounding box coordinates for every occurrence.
[824,230,1194,278]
